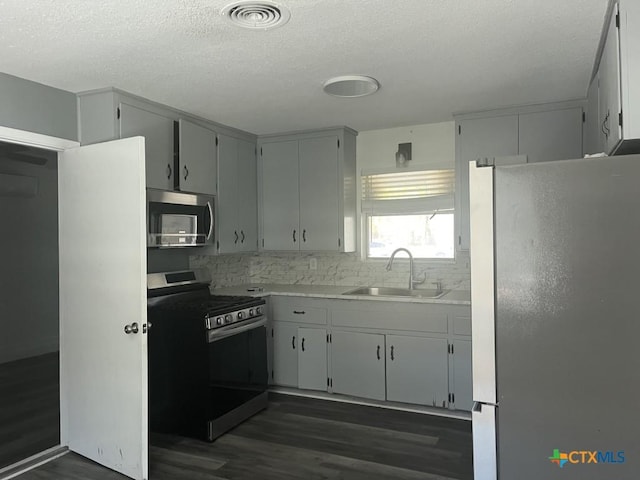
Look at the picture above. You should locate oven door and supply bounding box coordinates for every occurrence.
[206,318,268,439]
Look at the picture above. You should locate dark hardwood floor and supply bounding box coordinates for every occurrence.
[0,352,59,469]
[16,393,472,480]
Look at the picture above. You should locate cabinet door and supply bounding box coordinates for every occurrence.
[452,339,473,411]
[237,139,258,252]
[298,328,327,391]
[518,108,583,163]
[585,74,602,155]
[299,136,339,251]
[119,103,174,191]
[599,7,622,154]
[456,115,518,250]
[260,140,300,250]
[331,331,385,401]
[178,119,217,195]
[271,323,298,387]
[386,335,448,407]
[217,134,240,253]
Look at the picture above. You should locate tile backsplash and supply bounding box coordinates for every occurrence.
[190,251,470,291]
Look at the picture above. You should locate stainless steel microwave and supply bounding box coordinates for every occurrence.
[147,189,214,248]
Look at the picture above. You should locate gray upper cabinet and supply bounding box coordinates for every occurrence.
[585,0,640,155]
[518,109,583,163]
[455,104,583,250]
[386,335,449,407]
[120,103,175,190]
[217,134,258,253]
[598,6,622,154]
[177,119,217,195]
[455,115,518,251]
[260,140,300,250]
[299,136,340,251]
[258,128,357,252]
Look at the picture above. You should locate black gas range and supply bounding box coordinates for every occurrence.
[147,269,268,442]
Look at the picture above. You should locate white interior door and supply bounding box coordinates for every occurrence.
[58,137,148,480]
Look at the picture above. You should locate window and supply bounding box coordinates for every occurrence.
[362,168,455,259]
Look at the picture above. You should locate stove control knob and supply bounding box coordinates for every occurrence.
[249,309,254,317]
[216,317,224,326]
[256,306,263,315]
[237,311,244,320]
[224,314,232,324]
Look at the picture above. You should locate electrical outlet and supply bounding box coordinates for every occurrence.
[309,257,317,270]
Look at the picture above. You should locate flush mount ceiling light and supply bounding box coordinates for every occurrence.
[221,1,291,30]
[323,75,380,98]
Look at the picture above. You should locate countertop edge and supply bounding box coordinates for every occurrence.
[211,284,471,306]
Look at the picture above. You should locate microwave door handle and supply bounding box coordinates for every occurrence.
[206,201,214,241]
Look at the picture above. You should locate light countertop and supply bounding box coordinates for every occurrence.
[211,283,471,305]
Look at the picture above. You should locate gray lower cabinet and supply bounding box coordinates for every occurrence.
[451,339,473,411]
[271,322,298,387]
[386,335,449,407]
[331,331,386,401]
[297,327,327,391]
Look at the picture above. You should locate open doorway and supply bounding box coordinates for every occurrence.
[0,141,60,468]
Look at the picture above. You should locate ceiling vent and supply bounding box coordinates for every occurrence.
[221,1,291,30]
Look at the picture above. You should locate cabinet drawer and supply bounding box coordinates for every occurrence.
[453,315,472,336]
[271,296,328,325]
[331,301,448,334]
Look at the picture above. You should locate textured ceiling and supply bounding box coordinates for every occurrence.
[0,0,608,135]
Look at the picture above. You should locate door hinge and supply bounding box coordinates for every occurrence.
[458,125,461,135]
[582,112,586,123]
[215,136,219,146]
[616,12,620,28]
[117,107,121,119]
[619,111,623,127]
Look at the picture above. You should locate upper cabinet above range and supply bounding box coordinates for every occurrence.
[77,89,238,195]
[257,128,357,253]
[585,0,640,155]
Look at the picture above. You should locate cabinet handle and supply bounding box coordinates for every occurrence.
[234,231,239,244]
[390,345,395,361]
[292,229,297,243]
[292,336,296,350]
[302,229,306,242]
[166,163,172,179]
[293,310,305,315]
[301,337,305,352]
[241,230,245,243]
[376,345,381,360]
[183,165,189,180]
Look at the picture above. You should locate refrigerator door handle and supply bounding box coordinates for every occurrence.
[472,402,498,480]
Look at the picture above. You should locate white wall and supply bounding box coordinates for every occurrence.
[0,154,59,363]
[356,121,455,171]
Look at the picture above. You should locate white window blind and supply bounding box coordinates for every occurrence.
[361,168,455,214]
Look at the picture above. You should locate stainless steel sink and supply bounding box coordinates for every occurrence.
[342,286,449,299]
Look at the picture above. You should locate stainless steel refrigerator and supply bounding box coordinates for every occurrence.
[469,155,640,480]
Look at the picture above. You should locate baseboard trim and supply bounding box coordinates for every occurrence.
[268,387,471,421]
[0,446,68,480]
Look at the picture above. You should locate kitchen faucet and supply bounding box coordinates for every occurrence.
[385,248,426,290]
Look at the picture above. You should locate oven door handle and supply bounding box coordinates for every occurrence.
[207,316,267,342]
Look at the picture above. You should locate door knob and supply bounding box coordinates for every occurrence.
[124,322,139,334]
